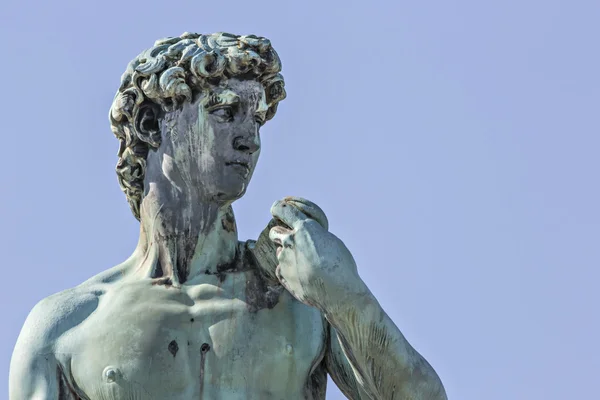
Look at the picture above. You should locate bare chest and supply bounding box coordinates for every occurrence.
[61,272,327,399]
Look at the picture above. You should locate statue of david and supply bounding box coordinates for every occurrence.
[9,32,447,400]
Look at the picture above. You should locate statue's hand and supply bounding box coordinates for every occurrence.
[269,197,365,310]
[249,197,330,283]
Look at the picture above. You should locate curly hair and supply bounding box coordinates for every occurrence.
[109,32,286,220]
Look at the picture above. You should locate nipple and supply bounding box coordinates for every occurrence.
[103,366,120,383]
[285,344,294,355]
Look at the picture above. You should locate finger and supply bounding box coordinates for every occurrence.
[269,225,293,247]
[283,197,329,230]
[270,199,311,230]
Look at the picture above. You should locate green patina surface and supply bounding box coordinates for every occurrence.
[9,32,446,400]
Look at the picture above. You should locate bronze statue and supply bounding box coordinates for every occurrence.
[10,32,446,400]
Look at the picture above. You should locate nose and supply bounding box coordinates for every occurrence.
[233,128,260,154]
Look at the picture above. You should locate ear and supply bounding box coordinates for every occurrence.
[133,102,162,148]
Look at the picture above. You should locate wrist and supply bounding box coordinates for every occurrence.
[318,277,375,320]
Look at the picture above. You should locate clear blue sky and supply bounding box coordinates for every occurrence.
[1,0,598,398]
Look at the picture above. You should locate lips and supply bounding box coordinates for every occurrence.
[226,161,250,177]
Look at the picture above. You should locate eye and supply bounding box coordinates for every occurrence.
[210,106,234,122]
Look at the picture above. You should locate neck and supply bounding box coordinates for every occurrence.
[132,182,239,285]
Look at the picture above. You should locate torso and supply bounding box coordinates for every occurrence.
[52,248,328,399]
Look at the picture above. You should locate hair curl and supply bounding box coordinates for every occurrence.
[109,32,286,219]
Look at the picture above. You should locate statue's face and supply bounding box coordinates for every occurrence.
[157,78,268,203]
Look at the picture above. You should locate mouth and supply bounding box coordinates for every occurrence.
[225,161,251,177]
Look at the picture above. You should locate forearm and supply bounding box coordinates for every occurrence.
[265,198,446,398]
[323,282,447,400]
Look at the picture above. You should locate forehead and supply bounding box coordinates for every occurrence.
[214,78,266,104]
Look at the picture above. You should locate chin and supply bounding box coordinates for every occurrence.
[212,183,249,203]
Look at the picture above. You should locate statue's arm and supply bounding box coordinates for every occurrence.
[10,290,95,399]
[10,298,63,399]
[324,291,447,400]
[325,324,370,399]
[268,198,447,399]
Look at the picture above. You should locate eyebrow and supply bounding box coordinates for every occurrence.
[203,90,241,110]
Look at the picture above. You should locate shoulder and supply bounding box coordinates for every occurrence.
[15,285,103,353]
[9,286,103,398]
[18,259,132,346]
[21,260,130,340]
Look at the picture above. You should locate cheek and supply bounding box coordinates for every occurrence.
[252,148,261,167]
[188,116,220,171]
[206,122,236,155]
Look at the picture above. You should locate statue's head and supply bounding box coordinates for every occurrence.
[109,32,286,219]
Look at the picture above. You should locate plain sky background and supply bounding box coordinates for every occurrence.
[1,0,598,398]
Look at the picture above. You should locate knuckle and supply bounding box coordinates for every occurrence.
[304,219,319,228]
[295,219,309,229]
